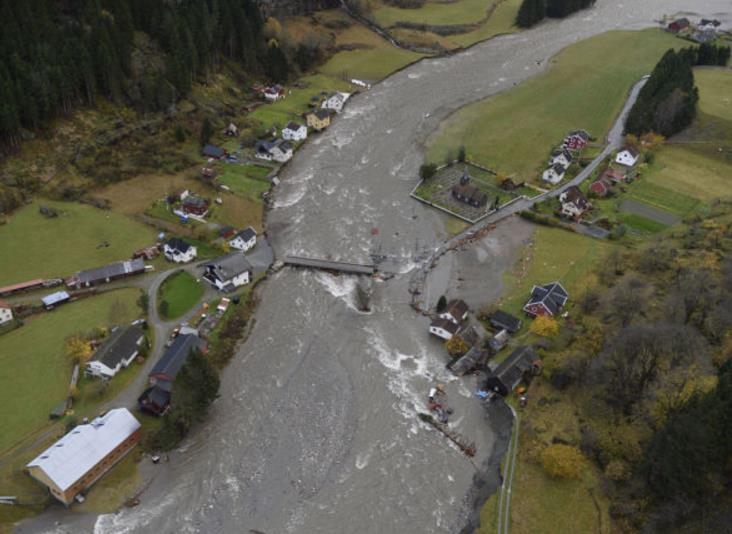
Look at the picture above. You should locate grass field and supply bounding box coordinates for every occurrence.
[217,164,271,200]
[372,0,495,27]
[426,30,681,181]
[0,200,156,286]
[0,289,141,454]
[451,0,522,47]
[499,226,615,316]
[158,271,204,320]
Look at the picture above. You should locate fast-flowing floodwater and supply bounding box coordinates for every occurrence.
[19,1,731,533]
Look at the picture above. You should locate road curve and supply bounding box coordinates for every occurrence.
[17,2,731,534]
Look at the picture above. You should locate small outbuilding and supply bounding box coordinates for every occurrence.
[42,291,71,310]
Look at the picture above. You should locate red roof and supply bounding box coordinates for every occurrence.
[0,279,45,295]
[0,299,11,309]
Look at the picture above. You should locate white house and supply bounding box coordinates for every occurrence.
[86,325,145,379]
[203,253,253,292]
[429,318,460,341]
[542,163,566,185]
[438,299,469,325]
[321,92,350,113]
[559,185,590,220]
[163,238,197,263]
[615,146,640,167]
[0,300,13,326]
[255,139,293,163]
[282,122,307,142]
[229,227,257,252]
[549,148,573,168]
[263,85,285,102]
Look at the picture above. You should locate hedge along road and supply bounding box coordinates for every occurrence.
[18,2,732,534]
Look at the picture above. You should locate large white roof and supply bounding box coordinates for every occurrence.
[27,408,140,491]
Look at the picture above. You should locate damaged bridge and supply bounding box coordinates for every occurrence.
[283,255,376,275]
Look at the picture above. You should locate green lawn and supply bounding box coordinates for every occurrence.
[451,0,522,47]
[695,68,732,120]
[217,164,272,200]
[373,0,494,27]
[319,43,423,82]
[0,289,141,454]
[0,200,156,286]
[617,212,668,235]
[625,177,702,216]
[158,271,203,320]
[427,29,681,181]
[500,226,616,316]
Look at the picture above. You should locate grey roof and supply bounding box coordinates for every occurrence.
[552,148,573,162]
[72,259,145,285]
[42,291,70,307]
[150,334,204,381]
[489,310,523,333]
[492,346,538,391]
[311,109,331,120]
[551,163,566,174]
[285,122,304,131]
[165,237,192,253]
[233,227,256,241]
[202,144,225,158]
[449,346,490,376]
[90,325,145,368]
[207,252,252,282]
[526,282,568,315]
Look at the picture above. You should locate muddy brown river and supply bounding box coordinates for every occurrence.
[18,1,731,533]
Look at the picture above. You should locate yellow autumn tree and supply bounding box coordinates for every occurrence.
[66,336,92,365]
[263,17,282,40]
[541,444,585,479]
[445,336,469,357]
[640,132,665,150]
[530,315,560,337]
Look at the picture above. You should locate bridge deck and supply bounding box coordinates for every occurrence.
[283,256,376,275]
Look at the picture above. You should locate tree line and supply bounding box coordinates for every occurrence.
[624,43,731,138]
[537,199,732,530]
[0,0,288,147]
[516,0,596,28]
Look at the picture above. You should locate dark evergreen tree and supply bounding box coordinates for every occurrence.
[516,0,546,28]
[200,117,214,147]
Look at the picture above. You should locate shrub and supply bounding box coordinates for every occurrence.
[445,336,469,357]
[530,315,560,337]
[436,295,447,313]
[419,163,437,180]
[541,444,586,479]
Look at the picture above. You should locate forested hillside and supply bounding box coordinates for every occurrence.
[516,0,596,28]
[0,0,289,146]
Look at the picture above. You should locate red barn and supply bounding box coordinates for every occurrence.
[523,282,569,317]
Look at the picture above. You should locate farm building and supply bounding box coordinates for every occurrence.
[26,408,141,505]
[86,324,145,379]
[66,259,145,289]
[42,291,71,310]
[523,282,569,317]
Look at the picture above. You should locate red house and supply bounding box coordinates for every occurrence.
[668,18,690,33]
[563,130,590,150]
[523,282,568,317]
[181,193,210,217]
[589,178,612,197]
